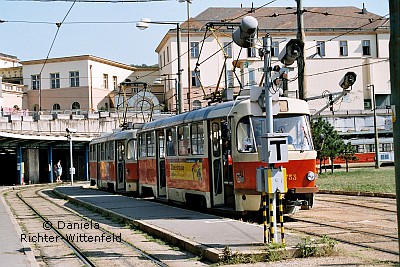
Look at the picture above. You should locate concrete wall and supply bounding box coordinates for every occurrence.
[24,149,40,184]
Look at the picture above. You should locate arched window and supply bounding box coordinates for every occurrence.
[192,100,201,110]
[52,103,61,110]
[72,102,80,110]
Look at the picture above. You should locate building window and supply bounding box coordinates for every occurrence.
[316,41,325,57]
[224,42,232,58]
[191,42,199,58]
[191,71,201,87]
[227,70,235,88]
[31,75,40,90]
[159,55,163,69]
[113,76,117,90]
[50,73,60,89]
[69,71,79,87]
[167,46,170,62]
[163,50,166,66]
[103,74,109,89]
[271,42,279,57]
[72,102,80,110]
[248,68,256,85]
[339,41,348,56]
[52,103,60,110]
[362,40,371,56]
[247,47,257,58]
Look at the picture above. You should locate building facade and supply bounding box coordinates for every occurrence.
[154,6,390,114]
[21,55,137,112]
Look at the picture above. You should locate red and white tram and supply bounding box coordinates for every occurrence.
[89,96,318,213]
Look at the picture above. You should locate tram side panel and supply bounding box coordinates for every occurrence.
[125,159,139,192]
[137,132,158,196]
[165,158,211,205]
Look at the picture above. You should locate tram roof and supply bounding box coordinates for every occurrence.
[90,129,139,144]
[140,100,240,131]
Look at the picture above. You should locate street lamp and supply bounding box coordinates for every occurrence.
[367,84,380,169]
[178,0,192,111]
[136,18,183,114]
[66,128,77,185]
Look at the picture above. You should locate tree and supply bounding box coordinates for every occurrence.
[311,117,344,173]
[337,142,358,172]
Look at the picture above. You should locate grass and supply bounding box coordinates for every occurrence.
[317,166,396,194]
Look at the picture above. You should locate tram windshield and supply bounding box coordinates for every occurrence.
[237,115,313,152]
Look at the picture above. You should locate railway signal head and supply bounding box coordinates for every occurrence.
[339,72,357,90]
[232,16,258,48]
[279,39,304,66]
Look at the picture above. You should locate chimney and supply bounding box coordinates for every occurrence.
[361,3,367,14]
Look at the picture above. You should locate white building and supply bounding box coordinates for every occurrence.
[21,55,137,112]
[153,6,390,114]
[0,53,24,113]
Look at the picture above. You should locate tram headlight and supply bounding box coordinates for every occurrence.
[306,171,315,181]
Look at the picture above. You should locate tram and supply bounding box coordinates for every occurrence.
[332,136,394,168]
[89,92,318,214]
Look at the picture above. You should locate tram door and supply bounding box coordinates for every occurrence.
[210,120,224,206]
[156,130,166,197]
[116,140,125,190]
[96,144,101,188]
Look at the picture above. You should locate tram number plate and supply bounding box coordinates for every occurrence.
[287,174,297,181]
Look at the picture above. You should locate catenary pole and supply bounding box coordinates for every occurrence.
[296,0,307,100]
[389,0,400,259]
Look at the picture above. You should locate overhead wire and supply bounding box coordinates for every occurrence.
[6,1,390,113]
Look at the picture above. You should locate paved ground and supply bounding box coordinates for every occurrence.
[55,185,307,262]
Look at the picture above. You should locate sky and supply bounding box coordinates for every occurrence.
[0,0,390,66]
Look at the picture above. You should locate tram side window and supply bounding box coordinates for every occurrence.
[166,128,177,156]
[147,132,155,157]
[139,134,146,157]
[366,144,375,152]
[382,143,391,152]
[237,117,255,152]
[178,125,190,156]
[89,145,96,161]
[100,143,106,160]
[191,123,204,155]
[109,142,114,160]
[159,132,165,158]
[127,140,137,160]
[117,141,125,161]
[105,142,110,160]
[357,144,365,153]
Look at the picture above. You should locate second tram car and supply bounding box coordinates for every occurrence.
[89,95,318,214]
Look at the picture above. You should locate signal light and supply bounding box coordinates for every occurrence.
[339,72,357,90]
[232,16,258,48]
[278,39,304,66]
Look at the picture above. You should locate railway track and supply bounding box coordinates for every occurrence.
[285,194,399,262]
[2,185,194,267]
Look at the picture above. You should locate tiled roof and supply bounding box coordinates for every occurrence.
[187,6,389,32]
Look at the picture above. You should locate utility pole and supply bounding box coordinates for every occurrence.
[389,0,400,259]
[296,0,307,100]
